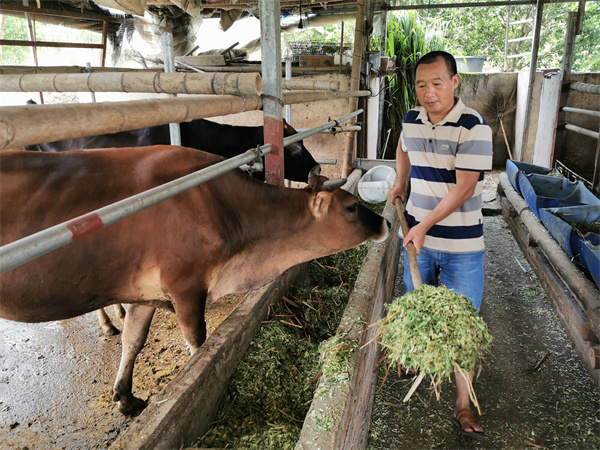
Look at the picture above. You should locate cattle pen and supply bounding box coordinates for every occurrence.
[2,0,600,447]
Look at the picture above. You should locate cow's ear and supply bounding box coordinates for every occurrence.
[311,191,332,220]
[307,174,328,190]
[282,119,297,135]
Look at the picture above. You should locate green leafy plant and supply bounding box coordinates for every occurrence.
[380,12,449,158]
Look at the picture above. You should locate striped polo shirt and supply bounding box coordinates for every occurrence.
[400,98,493,253]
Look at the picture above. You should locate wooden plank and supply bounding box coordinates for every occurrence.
[0,39,104,49]
[109,264,309,449]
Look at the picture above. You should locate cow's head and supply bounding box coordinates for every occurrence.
[305,175,389,246]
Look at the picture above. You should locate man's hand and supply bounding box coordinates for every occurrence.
[403,222,428,254]
[388,184,406,203]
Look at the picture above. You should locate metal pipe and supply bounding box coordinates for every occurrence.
[162,32,181,146]
[569,82,600,95]
[283,79,340,91]
[282,109,363,145]
[563,106,600,119]
[296,125,362,134]
[376,8,389,155]
[565,123,600,140]
[285,59,292,123]
[260,0,284,186]
[0,145,272,274]
[284,90,370,105]
[316,158,338,165]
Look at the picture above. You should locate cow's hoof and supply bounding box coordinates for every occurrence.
[102,325,120,336]
[117,396,147,416]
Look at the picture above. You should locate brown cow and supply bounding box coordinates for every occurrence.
[0,145,389,415]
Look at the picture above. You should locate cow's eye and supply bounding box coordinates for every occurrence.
[346,202,358,213]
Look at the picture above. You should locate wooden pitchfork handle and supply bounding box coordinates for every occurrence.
[394,198,423,288]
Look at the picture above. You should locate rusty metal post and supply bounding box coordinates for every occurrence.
[260,0,284,186]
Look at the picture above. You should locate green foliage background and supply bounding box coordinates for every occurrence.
[0,16,30,65]
[417,1,600,72]
[377,11,449,158]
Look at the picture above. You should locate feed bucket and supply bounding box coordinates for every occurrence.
[358,165,396,204]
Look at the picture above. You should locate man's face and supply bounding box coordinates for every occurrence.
[415,57,460,123]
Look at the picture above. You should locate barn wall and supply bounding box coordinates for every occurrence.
[459,72,518,168]
[212,71,522,177]
[558,72,600,182]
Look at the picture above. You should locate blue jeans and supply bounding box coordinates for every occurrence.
[402,247,485,310]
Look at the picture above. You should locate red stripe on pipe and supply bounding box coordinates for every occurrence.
[66,213,104,240]
[264,115,284,186]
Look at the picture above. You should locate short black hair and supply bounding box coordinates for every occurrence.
[415,51,458,78]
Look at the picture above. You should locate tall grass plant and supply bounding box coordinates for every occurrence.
[378,12,448,158]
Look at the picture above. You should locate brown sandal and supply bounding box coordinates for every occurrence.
[451,408,487,440]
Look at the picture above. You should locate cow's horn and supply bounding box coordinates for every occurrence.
[322,178,347,191]
[308,164,322,179]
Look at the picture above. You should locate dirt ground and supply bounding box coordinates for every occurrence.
[0,294,242,449]
[368,210,600,447]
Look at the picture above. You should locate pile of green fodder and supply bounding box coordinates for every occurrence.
[195,243,370,449]
[374,284,492,412]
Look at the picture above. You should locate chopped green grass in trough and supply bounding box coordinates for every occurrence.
[376,285,493,411]
[195,243,370,449]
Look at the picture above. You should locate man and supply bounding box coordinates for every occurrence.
[388,50,493,439]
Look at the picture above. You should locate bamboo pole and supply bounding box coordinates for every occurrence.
[342,0,366,177]
[0,95,262,150]
[0,66,161,74]
[0,72,263,96]
[283,90,370,104]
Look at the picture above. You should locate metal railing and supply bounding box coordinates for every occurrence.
[0,110,363,274]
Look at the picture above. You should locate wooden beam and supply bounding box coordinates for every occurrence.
[342,0,366,177]
[0,4,124,23]
[0,39,104,49]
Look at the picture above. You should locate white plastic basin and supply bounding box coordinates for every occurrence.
[358,165,396,204]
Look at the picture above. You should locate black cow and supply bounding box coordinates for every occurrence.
[23,100,319,183]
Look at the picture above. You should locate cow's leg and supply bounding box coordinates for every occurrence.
[112,304,156,415]
[114,303,126,321]
[174,292,208,355]
[97,308,120,336]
